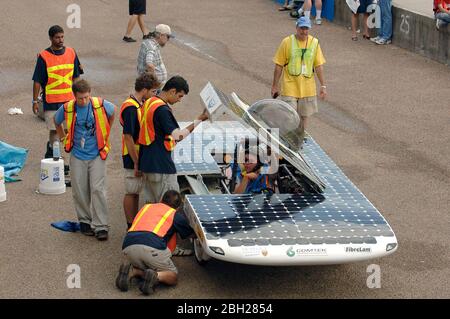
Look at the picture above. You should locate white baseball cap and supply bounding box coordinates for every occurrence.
[155,24,173,37]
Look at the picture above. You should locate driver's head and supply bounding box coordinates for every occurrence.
[243,147,260,173]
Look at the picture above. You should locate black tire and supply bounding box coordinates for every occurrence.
[193,238,208,266]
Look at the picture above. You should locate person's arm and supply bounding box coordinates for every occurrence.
[234,172,259,194]
[271,64,283,98]
[32,82,41,114]
[315,65,327,100]
[145,49,157,73]
[171,109,209,142]
[438,3,450,14]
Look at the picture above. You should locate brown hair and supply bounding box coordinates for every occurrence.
[72,79,91,94]
[161,190,182,209]
[135,72,160,92]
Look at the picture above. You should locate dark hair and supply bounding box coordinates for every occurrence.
[162,76,189,94]
[161,190,182,209]
[48,25,64,38]
[72,79,91,94]
[135,72,160,92]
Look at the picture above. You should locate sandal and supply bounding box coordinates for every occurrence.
[278,6,290,11]
[352,36,358,41]
[363,34,370,40]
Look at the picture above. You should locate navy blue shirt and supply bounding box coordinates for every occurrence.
[121,96,143,169]
[139,103,179,174]
[32,47,83,111]
[122,210,194,250]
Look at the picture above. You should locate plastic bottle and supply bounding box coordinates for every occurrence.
[53,140,61,161]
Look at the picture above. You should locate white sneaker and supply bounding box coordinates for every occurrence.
[315,18,322,25]
[297,8,304,16]
[375,38,392,45]
[370,36,380,43]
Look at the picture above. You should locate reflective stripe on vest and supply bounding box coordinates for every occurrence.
[128,203,178,252]
[63,97,111,160]
[119,98,142,156]
[138,96,176,151]
[40,48,76,103]
[287,35,319,78]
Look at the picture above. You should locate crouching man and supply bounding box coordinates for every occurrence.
[116,190,195,295]
[54,79,116,240]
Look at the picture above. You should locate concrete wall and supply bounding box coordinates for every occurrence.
[333,0,449,65]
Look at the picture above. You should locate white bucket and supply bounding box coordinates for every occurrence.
[39,159,66,195]
[0,166,6,202]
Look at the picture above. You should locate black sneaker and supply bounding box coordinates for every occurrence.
[64,165,70,176]
[95,230,109,241]
[115,263,132,292]
[143,33,150,40]
[44,142,53,159]
[139,269,158,295]
[123,36,137,43]
[80,222,95,236]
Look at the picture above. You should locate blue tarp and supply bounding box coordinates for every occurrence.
[275,0,334,21]
[0,140,28,182]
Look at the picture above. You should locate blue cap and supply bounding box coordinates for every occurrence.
[296,16,312,29]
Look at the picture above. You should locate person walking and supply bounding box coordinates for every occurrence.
[137,24,172,86]
[123,0,150,42]
[54,80,116,241]
[119,73,160,230]
[271,16,327,146]
[32,25,84,161]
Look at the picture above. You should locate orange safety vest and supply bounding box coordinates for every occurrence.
[40,47,76,104]
[128,203,178,252]
[63,97,111,160]
[119,97,142,156]
[138,96,177,152]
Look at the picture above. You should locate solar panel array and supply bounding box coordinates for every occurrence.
[185,129,395,246]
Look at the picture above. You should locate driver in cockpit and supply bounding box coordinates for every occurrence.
[233,147,275,194]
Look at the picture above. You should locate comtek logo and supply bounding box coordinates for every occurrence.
[286,247,295,257]
[345,247,372,253]
[286,247,327,257]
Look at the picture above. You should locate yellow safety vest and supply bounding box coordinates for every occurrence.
[287,35,319,78]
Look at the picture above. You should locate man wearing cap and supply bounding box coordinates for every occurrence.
[137,24,172,87]
[271,16,327,145]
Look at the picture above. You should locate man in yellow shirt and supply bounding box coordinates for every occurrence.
[271,16,327,145]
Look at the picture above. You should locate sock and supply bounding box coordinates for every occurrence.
[304,11,311,18]
[316,10,322,19]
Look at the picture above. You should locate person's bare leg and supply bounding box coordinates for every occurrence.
[137,15,149,36]
[351,14,358,39]
[123,194,139,226]
[315,0,323,22]
[363,13,370,37]
[303,0,312,18]
[125,15,138,37]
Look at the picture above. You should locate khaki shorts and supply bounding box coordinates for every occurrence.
[142,173,179,203]
[124,169,144,195]
[123,244,177,273]
[45,110,67,131]
[281,96,318,117]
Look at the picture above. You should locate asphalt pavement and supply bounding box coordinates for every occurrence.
[0,0,448,298]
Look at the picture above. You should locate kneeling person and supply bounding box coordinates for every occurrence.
[116,190,194,295]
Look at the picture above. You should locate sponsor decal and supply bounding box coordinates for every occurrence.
[242,246,266,257]
[261,248,268,257]
[40,169,49,181]
[53,167,60,182]
[345,246,372,253]
[286,246,328,257]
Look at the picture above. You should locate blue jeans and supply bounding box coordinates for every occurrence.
[379,0,392,40]
[436,12,450,27]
